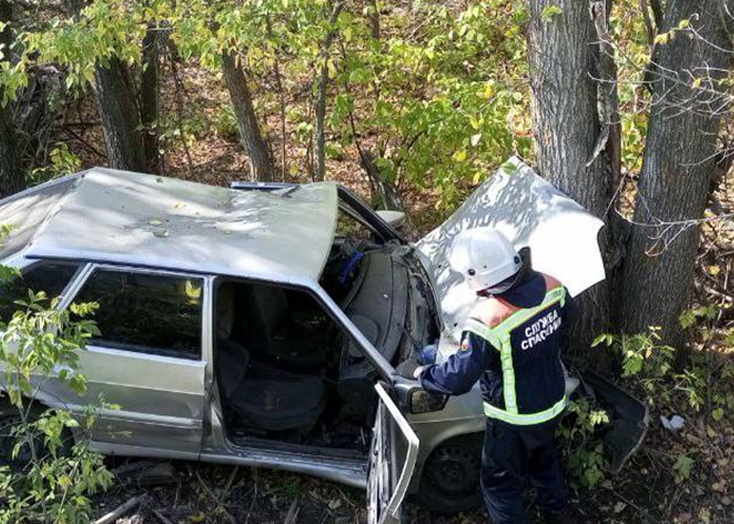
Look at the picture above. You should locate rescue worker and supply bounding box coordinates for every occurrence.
[414,228,574,524]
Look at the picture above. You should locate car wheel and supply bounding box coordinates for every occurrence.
[416,434,484,515]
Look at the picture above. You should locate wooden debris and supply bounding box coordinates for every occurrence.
[93,494,149,524]
[152,508,175,524]
[284,498,300,524]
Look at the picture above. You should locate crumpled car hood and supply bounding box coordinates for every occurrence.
[416,157,605,343]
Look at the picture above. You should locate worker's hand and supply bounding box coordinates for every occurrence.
[413,365,427,379]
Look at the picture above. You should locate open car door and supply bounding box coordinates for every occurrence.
[368,383,420,524]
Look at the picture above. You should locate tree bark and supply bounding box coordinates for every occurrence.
[221,52,274,182]
[526,0,615,358]
[0,0,24,197]
[315,2,345,181]
[93,59,147,172]
[140,25,161,174]
[619,0,734,347]
[64,0,146,173]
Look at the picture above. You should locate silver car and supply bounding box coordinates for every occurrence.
[0,158,648,523]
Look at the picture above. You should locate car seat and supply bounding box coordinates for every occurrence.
[217,285,327,434]
[239,283,329,373]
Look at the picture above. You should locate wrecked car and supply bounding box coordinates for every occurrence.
[0,158,648,523]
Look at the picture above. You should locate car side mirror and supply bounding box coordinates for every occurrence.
[393,377,448,414]
[376,210,406,229]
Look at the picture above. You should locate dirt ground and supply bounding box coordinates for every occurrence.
[92,424,734,524]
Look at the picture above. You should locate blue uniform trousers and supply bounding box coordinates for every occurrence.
[481,419,568,523]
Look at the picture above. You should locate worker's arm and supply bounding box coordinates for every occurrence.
[417,332,497,396]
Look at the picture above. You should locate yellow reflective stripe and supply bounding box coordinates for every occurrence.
[483,396,568,426]
[465,318,501,349]
[500,287,565,333]
[499,336,518,413]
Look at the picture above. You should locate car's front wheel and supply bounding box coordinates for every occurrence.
[416,434,484,515]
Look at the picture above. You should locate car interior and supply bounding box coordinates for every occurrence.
[213,206,424,453]
[214,276,377,453]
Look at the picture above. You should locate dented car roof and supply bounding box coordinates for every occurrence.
[0,168,339,283]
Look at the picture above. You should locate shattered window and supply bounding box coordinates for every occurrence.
[74,269,203,360]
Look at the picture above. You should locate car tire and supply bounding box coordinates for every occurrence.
[416,434,484,516]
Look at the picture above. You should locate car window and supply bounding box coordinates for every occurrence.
[0,261,81,322]
[74,269,204,360]
[336,206,373,241]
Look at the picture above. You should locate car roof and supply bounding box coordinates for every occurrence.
[1,168,338,283]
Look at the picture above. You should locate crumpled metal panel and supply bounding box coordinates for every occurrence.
[417,157,606,342]
[20,168,338,283]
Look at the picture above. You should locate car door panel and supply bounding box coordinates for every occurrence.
[368,382,420,524]
[61,265,210,455]
[78,345,206,452]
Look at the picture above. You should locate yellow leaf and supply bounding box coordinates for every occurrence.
[654,32,670,45]
[185,280,202,301]
[692,78,702,89]
[708,265,720,276]
[452,150,468,162]
[189,515,206,523]
[479,81,496,100]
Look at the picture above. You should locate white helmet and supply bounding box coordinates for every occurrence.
[449,228,523,293]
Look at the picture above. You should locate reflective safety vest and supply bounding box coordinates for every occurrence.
[465,286,568,426]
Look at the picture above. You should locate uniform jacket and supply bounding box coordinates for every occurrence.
[419,270,575,426]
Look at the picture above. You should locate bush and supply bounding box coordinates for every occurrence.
[0,230,113,524]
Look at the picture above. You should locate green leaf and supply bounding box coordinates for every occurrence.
[712,408,724,421]
[541,6,563,23]
[673,455,694,483]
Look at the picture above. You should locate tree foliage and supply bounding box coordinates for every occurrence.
[0,230,112,524]
[0,0,732,355]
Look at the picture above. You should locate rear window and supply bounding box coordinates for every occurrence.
[0,178,77,261]
[0,261,81,321]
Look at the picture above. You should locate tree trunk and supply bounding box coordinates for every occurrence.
[0,109,23,198]
[0,0,24,198]
[93,59,146,172]
[221,52,274,182]
[140,25,161,174]
[315,2,345,181]
[64,0,146,173]
[619,0,734,347]
[526,0,615,358]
